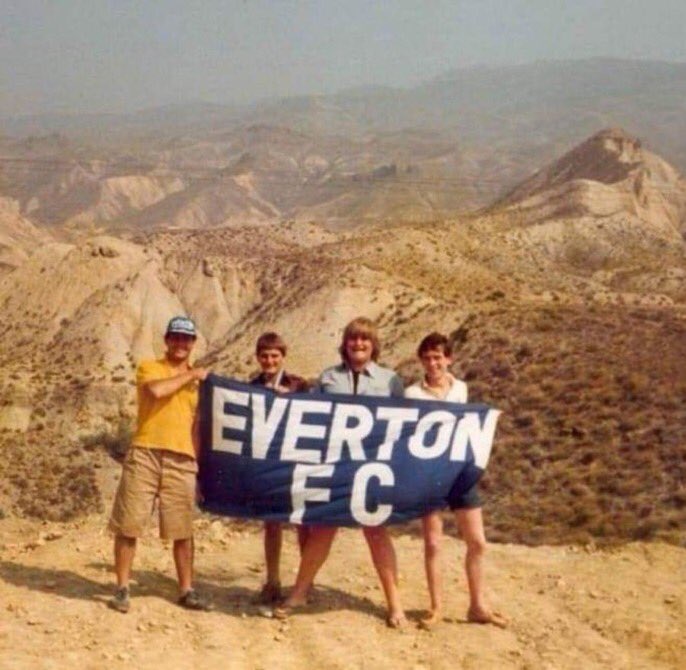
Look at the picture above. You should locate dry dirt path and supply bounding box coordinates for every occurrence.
[1,514,684,670]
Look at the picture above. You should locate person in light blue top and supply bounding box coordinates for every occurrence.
[317,358,405,398]
[275,317,406,627]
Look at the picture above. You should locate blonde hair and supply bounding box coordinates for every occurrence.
[338,317,380,363]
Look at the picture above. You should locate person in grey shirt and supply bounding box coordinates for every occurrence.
[275,317,406,627]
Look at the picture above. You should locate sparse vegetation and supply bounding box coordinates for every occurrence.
[430,305,686,547]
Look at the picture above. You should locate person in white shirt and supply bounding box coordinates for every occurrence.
[405,332,506,629]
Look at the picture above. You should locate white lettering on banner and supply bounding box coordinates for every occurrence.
[210,383,500,468]
[450,410,501,467]
[290,463,335,523]
[408,410,457,459]
[351,463,394,525]
[251,394,288,459]
[212,387,249,454]
[325,403,373,463]
[281,399,332,463]
[374,406,419,460]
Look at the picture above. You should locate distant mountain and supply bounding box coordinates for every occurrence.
[4,58,686,167]
[3,59,686,223]
[497,127,686,236]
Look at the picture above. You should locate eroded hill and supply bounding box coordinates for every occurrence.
[0,128,684,548]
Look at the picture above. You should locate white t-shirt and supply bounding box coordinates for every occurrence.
[404,375,468,403]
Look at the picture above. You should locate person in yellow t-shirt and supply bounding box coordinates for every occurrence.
[107,316,210,614]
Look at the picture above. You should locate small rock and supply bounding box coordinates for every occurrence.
[202,258,217,278]
[664,595,677,604]
[116,652,131,661]
[44,580,57,589]
[588,590,599,599]
[44,531,64,541]
[257,606,273,618]
[273,633,285,642]
[25,539,45,550]
[99,245,120,258]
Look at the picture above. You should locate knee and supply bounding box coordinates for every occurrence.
[423,534,441,559]
[363,526,390,548]
[465,535,486,557]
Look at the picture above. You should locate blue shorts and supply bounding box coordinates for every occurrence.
[447,482,482,510]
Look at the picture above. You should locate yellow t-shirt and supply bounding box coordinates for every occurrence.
[132,358,199,458]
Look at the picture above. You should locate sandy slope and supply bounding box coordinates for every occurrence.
[1,513,684,670]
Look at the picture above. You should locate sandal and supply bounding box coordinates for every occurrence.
[466,607,507,628]
[272,602,307,620]
[418,610,441,629]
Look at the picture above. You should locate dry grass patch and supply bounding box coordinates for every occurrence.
[408,304,686,546]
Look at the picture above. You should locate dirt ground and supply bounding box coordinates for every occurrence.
[1,513,684,670]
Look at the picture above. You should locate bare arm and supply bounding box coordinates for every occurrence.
[144,367,208,399]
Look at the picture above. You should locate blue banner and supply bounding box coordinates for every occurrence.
[198,375,500,526]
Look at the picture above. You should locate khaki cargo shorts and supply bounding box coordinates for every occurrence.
[109,446,198,540]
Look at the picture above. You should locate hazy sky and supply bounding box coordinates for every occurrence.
[3,0,686,116]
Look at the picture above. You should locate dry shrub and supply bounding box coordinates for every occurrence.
[439,304,686,547]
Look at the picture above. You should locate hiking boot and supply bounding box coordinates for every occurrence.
[178,589,212,611]
[107,586,130,613]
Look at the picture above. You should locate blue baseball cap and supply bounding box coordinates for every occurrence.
[165,316,197,337]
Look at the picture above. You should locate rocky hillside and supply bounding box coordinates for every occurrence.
[497,128,686,236]
[0,129,684,548]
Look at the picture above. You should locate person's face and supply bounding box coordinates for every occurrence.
[257,348,285,377]
[345,332,373,368]
[165,333,196,362]
[419,347,452,383]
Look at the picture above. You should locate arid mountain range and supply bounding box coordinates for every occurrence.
[3,58,686,225]
[0,109,684,552]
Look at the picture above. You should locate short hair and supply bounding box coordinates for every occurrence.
[339,317,380,363]
[255,331,287,356]
[417,332,452,358]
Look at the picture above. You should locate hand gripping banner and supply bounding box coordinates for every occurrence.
[198,375,500,527]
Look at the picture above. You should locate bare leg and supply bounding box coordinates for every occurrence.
[296,525,310,555]
[455,508,506,627]
[362,526,405,626]
[173,537,194,594]
[421,512,443,626]
[279,526,337,610]
[114,535,137,588]
[264,521,283,587]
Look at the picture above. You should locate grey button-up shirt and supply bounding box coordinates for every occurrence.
[316,361,404,398]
